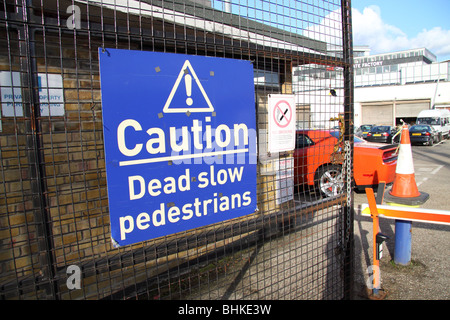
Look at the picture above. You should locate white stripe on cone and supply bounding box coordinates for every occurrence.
[396,139,415,175]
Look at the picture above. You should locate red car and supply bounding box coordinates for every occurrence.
[294,130,398,197]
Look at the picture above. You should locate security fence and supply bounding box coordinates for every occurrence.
[0,0,354,300]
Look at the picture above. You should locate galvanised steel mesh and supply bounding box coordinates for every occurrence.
[0,0,354,300]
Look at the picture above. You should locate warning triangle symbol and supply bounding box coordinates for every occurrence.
[163,60,214,113]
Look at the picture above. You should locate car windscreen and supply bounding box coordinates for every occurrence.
[417,117,440,125]
[329,131,364,143]
[371,126,389,133]
[410,125,430,132]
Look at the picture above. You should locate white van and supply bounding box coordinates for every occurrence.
[416,109,450,140]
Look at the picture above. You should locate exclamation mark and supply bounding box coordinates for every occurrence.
[185,72,193,106]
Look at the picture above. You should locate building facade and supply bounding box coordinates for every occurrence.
[293,46,450,128]
[355,48,450,126]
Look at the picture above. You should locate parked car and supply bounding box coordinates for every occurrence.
[416,109,450,140]
[366,125,399,144]
[294,130,398,197]
[409,124,440,146]
[355,124,373,139]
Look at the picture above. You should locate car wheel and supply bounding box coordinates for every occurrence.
[428,138,433,146]
[316,164,344,198]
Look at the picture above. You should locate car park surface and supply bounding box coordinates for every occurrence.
[353,140,450,300]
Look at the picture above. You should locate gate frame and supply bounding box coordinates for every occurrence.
[0,0,355,300]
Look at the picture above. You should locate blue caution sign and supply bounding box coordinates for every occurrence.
[99,49,257,246]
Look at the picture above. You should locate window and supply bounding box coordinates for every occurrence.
[296,134,314,149]
[417,117,440,125]
[330,131,364,143]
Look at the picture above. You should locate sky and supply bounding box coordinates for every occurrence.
[351,0,450,61]
[210,0,450,61]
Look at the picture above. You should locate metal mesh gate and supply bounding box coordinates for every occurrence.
[0,0,354,300]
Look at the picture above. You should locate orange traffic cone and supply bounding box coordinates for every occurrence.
[384,124,429,206]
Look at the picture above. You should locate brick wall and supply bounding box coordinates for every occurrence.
[0,27,293,298]
[0,30,118,298]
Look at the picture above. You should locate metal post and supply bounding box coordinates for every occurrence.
[19,0,57,299]
[365,186,388,300]
[341,0,355,300]
[394,220,412,265]
[366,188,380,293]
[372,207,381,293]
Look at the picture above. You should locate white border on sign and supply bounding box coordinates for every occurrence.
[267,94,296,153]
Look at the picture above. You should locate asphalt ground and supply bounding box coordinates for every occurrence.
[352,138,450,300]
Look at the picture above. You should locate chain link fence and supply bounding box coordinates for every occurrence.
[0,0,354,300]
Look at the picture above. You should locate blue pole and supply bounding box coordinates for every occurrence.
[394,220,412,265]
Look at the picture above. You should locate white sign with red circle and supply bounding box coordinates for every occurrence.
[268,94,296,153]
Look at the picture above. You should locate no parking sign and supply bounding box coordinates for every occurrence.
[268,94,296,153]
